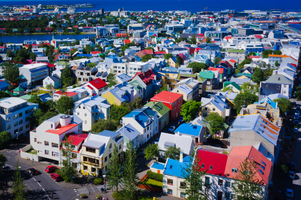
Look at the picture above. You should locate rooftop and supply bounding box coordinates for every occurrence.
[0,97,27,109]
[174,123,202,137]
[151,91,183,104]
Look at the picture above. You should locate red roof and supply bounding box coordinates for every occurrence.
[249,56,260,59]
[154,51,166,54]
[151,91,183,104]
[91,51,101,54]
[196,149,228,176]
[208,67,224,74]
[142,49,154,55]
[63,134,88,146]
[228,59,237,63]
[224,36,232,41]
[254,35,263,39]
[133,70,156,86]
[88,78,107,89]
[124,39,131,44]
[55,91,78,97]
[290,63,297,67]
[46,123,77,135]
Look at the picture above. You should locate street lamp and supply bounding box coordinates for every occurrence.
[103,174,106,192]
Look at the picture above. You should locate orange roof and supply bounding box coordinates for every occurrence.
[124,39,131,44]
[268,54,289,58]
[208,67,224,74]
[46,123,77,135]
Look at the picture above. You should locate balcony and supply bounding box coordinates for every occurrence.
[82,161,99,167]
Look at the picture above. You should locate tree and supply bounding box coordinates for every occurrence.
[221,87,234,93]
[165,146,181,160]
[110,104,130,122]
[6,50,14,58]
[0,131,11,149]
[56,96,74,115]
[189,35,197,44]
[187,62,208,73]
[29,52,37,61]
[164,53,173,60]
[107,73,117,87]
[0,91,10,99]
[176,55,183,66]
[262,68,273,81]
[233,92,258,113]
[61,136,77,182]
[38,111,58,125]
[141,54,152,62]
[3,63,21,85]
[240,82,258,95]
[206,37,211,43]
[233,158,264,200]
[13,160,25,200]
[274,97,292,116]
[91,119,119,133]
[181,149,207,200]
[180,100,202,122]
[275,60,280,67]
[87,62,98,68]
[204,112,225,136]
[0,154,7,169]
[123,141,139,199]
[83,45,94,54]
[107,144,122,192]
[295,87,301,100]
[262,50,274,58]
[144,143,159,160]
[61,66,75,86]
[214,56,222,65]
[251,68,263,84]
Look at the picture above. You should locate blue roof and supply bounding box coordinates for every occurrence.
[0,80,10,90]
[98,130,120,138]
[258,97,278,109]
[163,157,191,178]
[151,162,165,170]
[110,87,129,103]
[123,108,153,128]
[117,124,140,140]
[177,84,193,95]
[174,123,202,137]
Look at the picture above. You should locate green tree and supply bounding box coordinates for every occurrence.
[87,62,98,68]
[240,82,258,95]
[214,56,222,65]
[29,52,37,61]
[61,135,77,182]
[0,131,11,149]
[262,50,274,58]
[274,50,282,55]
[180,100,202,122]
[187,62,208,73]
[110,104,130,122]
[251,68,263,84]
[0,154,7,169]
[38,111,58,125]
[176,55,183,66]
[275,60,280,67]
[181,149,208,200]
[221,87,234,93]
[233,158,264,200]
[0,91,10,99]
[141,54,152,62]
[61,66,75,86]
[83,45,94,54]
[206,37,211,43]
[295,86,301,100]
[189,35,197,44]
[204,112,225,136]
[165,146,181,160]
[274,97,292,116]
[91,119,119,133]
[233,92,258,113]
[6,50,14,58]
[13,160,25,200]
[56,96,74,115]
[107,73,117,87]
[123,141,139,199]
[3,63,21,85]
[164,53,173,60]
[144,143,159,160]
[262,68,274,81]
[107,144,122,192]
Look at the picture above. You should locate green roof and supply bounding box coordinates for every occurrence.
[199,71,214,79]
[223,81,241,91]
[227,49,245,53]
[145,101,170,116]
[5,91,12,95]
[236,73,252,78]
[13,87,24,92]
[197,76,206,82]
[19,94,34,100]
[176,74,196,80]
[129,80,143,91]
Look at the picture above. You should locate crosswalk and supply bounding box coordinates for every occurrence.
[75,185,102,195]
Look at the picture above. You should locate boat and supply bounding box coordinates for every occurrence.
[287,20,301,24]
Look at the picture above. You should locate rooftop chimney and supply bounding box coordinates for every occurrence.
[179,152,183,163]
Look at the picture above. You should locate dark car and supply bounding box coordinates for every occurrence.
[50,173,62,182]
[289,162,297,171]
[45,165,58,173]
[2,165,11,172]
[168,126,176,132]
[27,168,39,175]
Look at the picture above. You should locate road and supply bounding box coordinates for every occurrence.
[1,148,77,200]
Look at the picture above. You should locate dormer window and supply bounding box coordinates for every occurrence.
[51,124,53,128]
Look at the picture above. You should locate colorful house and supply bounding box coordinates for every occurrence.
[144,101,170,131]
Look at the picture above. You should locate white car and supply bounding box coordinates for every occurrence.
[285,188,294,198]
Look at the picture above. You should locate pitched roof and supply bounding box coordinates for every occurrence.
[223,81,241,91]
[199,70,214,79]
[151,91,183,104]
[144,101,170,116]
[163,157,191,178]
[133,70,156,86]
[63,134,88,146]
[117,123,140,140]
[55,91,78,97]
[175,123,202,137]
[46,123,77,135]
[88,78,107,89]
[227,49,245,53]
[265,74,293,84]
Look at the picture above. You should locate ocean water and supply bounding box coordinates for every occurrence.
[0,0,301,12]
[290,24,301,31]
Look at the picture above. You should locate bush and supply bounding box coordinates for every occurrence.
[147,171,163,182]
[112,191,126,200]
[94,178,103,185]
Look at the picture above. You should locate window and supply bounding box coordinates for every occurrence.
[52,152,59,157]
[26,124,30,128]
[232,182,236,188]
[276,86,280,90]
[218,179,223,186]
[225,181,231,188]
[44,141,49,146]
[201,164,205,168]
[205,177,210,186]
[86,147,96,153]
[209,165,213,170]
[26,117,30,121]
[14,114,18,119]
[180,182,186,188]
[119,145,122,150]
[232,168,238,173]
[19,112,22,117]
[231,194,236,199]
[109,153,112,159]
[52,143,58,148]
[19,127,23,132]
[7,124,11,130]
[109,143,112,149]
[19,120,23,124]
[14,129,18,134]
[225,192,231,198]
[6,117,11,122]
[83,165,88,170]
[85,113,87,117]
[167,179,173,185]
[167,189,173,195]
[212,108,215,111]
[34,138,37,142]
[14,121,18,127]
[105,156,107,162]
[45,150,49,155]
[180,192,186,198]
[261,161,266,166]
[91,167,96,172]
[85,120,87,124]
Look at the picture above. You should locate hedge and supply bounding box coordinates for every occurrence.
[94,178,103,185]
[147,171,163,182]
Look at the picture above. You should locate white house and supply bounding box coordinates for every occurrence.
[74,96,111,132]
[0,97,38,139]
[84,78,108,96]
[20,63,49,87]
[43,75,62,89]
[116,123,140,151]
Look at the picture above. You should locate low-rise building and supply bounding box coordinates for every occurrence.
[84,78,108,96]
[20,63,49,88]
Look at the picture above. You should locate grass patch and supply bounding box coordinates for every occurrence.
[146,178,163,187]
[27,149,37,155]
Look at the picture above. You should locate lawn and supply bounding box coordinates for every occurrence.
[146,178,163,187]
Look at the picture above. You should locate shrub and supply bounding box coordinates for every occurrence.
[80,193,85,197]
[112,191,126,200]
[94,178,103,185]
[147,171,163,182]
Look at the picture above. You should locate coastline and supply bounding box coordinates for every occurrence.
[0,32,96,36]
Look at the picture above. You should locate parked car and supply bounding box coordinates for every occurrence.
[294,115,299,120]
[50,173,62,182]
[27,168,39,176]
[168,126,176,132]
[295,110,300,115]
[285,188,294,198]
[45,165,58,173]
[294,128,298,133]
[2,165,11,172]
[289,171,295,179]
[289,162,297,171]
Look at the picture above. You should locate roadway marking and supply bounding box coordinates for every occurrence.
[31,177,50,200]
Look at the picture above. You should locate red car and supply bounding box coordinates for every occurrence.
[45,165,57,173]
[50,173,62,182]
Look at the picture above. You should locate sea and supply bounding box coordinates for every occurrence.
[1,0,301,13]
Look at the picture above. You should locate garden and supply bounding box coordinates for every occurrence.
[138,171,163,193]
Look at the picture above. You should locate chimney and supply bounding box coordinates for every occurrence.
[179,152,183,163]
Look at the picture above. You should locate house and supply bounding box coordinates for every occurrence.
[225,49,246,63]
[173,78,201,101]
[132,70,157,101]
[116,73,132,84]
[158,132,194,156]
[102,84,132,106]
[116,123,140,151]
[80,131,123,176]
[268,54,290,66]
[144,101,170,131]
[53,91,79,101]
[208,67,224,82]
[260,74,293,98]
[0,97,38,139]
[167,57,178,68]
[174,123,206,144]
[0,80,10,91]
[122,107,159,145]
[13,87,25,96]
[43,75,62,89]
[222,81,241,93]
[199,70,219,89]
[29,114,83,164]
[201,94,231,119]
[151,91,183,122]
[20,63,49,88]
[228,114,280,156]
[84,78,108,96]
[74,96,111,132]
[76,65,106,85]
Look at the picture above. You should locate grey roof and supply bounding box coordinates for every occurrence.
[98,130,120,138]
[48,75,61,82]
[158,132,193,155]
[230,77,256,86]
[83,140,105,149]
[265,74,293,84]
[117,124,140,140]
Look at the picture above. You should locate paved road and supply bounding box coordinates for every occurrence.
[1,148,77,200]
